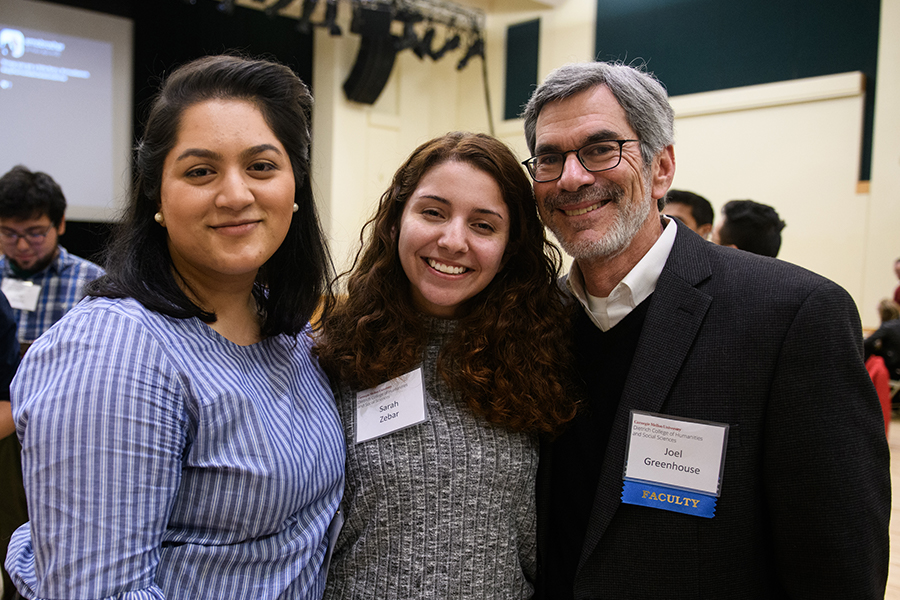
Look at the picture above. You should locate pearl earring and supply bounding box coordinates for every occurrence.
[292,203,299,213]
[154,212,164,224]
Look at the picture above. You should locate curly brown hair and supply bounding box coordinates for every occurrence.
[316,132,578,434]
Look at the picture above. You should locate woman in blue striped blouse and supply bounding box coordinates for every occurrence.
[5,55,345,599]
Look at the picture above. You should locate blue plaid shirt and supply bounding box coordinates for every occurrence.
[0,246,104,343]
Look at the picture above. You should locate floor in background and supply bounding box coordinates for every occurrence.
[886,418,900,599]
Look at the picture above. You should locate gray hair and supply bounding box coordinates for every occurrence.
[522,61,674,167]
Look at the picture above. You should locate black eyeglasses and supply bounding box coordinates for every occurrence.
[522,139,639,183]
[0,225,54,246]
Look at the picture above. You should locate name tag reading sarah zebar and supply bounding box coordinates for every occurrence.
[355,367,429,444]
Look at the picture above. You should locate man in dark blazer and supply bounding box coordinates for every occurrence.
[520,61,890,599]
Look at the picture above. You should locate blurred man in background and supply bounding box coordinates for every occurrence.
[0,165,104,347]
[661,189,713,239]
[711,199,785,257]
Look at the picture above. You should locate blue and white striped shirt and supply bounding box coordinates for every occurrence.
[5,296,345,599]
[0,246,105,343]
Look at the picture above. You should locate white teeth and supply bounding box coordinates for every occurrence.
[563,202,603,217]
[428,259,466,274]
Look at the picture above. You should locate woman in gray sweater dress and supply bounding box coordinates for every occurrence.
[316,132,577,599]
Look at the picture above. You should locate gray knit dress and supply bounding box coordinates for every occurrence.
[323,319,538,600]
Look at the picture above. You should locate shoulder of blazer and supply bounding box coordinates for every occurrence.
[660,219,714,288]
[664,218,837,301]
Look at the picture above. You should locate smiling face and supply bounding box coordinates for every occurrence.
[158,98,295,292]
[397,160,510,318]
[532,85,674,266]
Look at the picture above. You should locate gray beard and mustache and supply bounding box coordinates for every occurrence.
[541,181,653,261]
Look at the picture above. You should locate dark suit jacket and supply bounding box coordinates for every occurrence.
[537,219,891,599]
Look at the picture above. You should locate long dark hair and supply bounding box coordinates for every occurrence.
[88,54,331,337]
[317,132,578,434]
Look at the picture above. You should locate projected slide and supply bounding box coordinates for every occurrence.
[0,0,132,222]
[0,24,113,215]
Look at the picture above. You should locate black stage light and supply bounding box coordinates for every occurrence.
[413,27,435,59]
[457,35,483,70]
[295,0,319,32]
[344,3,396,104]
[430,33,459,60]
[265,0,296,17]
[395,21,419,52]
[322,0,342,36]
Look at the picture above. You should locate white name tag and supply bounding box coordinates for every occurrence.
[355,367,429,444]
[1,278,40,312]
[624,411,729,496]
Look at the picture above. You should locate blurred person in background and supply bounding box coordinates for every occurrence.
[661,189,713,239]
[0,165,104,348]
[865,299,900,381]
[711,199,785,258]
[0,291,20,600]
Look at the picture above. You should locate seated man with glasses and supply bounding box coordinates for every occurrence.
[0,165,104,347]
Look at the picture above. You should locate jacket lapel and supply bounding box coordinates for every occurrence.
[577,221,714,572]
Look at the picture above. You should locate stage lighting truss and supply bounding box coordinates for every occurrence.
[224,0,484,68]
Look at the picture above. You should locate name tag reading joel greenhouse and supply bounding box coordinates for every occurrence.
[355,367,428,443]
[622,410,729,518]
